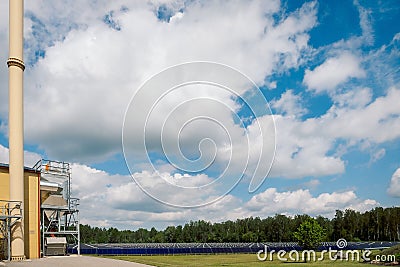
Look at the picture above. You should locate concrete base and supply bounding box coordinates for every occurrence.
[10,256,25,262]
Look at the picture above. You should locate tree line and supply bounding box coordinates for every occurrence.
[80,206,400,244]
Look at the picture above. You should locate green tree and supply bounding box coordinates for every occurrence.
[293,218,326,251]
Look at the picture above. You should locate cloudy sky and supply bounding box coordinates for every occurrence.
[0,0,399,229]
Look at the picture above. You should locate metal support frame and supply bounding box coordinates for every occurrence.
[34,159,80,256]
[41,201,80,256]
[0,200,23,261]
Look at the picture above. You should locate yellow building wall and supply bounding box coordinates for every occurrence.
[0,167,40,259]
[0,168,10,200]
[24,171,40,259]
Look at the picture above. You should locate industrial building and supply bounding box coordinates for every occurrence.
[0,159,80,260]
[1,0,81,261]
[0,164,39,259]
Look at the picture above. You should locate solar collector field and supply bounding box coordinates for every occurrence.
[68,241,400,255]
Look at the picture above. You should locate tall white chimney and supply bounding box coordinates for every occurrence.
[7,0,25,260]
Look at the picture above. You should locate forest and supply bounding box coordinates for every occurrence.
[80,206,400,244]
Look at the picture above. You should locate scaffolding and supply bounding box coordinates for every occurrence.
[0,200,23,261]
[33,159,80,256]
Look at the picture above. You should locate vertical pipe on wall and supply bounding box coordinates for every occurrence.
[7,0,25,260]
[37,173,41,258]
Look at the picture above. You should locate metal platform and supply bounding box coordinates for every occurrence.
[34,159,80,256]
[0,200,22,261]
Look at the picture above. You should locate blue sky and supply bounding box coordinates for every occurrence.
[0,0,399,229]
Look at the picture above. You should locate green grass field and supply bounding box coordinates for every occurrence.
[105,253,371,267]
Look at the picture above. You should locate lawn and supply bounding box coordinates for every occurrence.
[105,253,370,267]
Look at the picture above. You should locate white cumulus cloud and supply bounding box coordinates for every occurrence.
[71,161,379,228]
[243,188,378,218]
[0,0,318,164]
[303,52,365,93]
[387,168,400,197]
[271,90,308,118]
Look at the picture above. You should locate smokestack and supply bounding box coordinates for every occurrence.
[7,0,25,260]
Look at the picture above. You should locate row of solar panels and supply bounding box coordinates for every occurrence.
[82,242,257,249]
[68,241,399,255]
